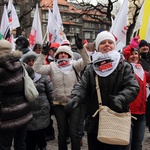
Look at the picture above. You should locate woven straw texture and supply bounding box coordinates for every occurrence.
[97,106,131,145]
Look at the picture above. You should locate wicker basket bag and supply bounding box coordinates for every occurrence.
[93,75,132,145]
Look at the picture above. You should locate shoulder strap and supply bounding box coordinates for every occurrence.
[95,74,102,105]
[73,66,81,82]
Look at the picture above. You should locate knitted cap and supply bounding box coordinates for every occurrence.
[139,40,149,48]
[95,31,116,50]
[54,45,73,59]
[61,39,70,46]
[0,39,12,55]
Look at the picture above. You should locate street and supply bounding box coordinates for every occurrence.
[46,115,150,150]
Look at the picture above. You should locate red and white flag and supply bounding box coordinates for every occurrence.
[29,4,43,50]
[53,0,64,31]
[110,0,128,44]
[47,8,65,44]
[0,5,10,40]
[7,0,20,31]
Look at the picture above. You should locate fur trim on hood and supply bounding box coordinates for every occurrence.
[0,50,22,64]
[21,51,37,64]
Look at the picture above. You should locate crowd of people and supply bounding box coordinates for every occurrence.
[0,31,150,150]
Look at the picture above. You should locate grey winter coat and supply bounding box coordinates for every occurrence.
[27,74,53,130]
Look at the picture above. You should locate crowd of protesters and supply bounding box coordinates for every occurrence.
[0,31,150,150]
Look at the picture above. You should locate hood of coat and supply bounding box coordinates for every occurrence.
[0,50,22,71]
[54,45,74,60]
[21,50,37,64]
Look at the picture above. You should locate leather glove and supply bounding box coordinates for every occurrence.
[74,34,83,49]
[109,96,123,113]
[64,98,79,112]
[130,36,140,49]
[42,42,51,55]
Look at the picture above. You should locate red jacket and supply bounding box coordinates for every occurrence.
[130,71,150,114]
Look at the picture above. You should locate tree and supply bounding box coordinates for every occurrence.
[70,0,119,27]
[69,0,143,44]
[0,0,41,37]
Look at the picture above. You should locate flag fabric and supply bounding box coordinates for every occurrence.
[47,8,65,44]
[110,0,128,44]
[29,4,43,50]
[145,16,150,42]
[7,0,20,31]
[53,0,64,31]
[132,1,145,35]
[139,0,150,41]
[0,5,10,40]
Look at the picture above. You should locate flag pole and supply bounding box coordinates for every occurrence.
[42,30,47,44]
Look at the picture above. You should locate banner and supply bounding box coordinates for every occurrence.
[29,4,43,50]
[139,0,150,41]
[110,0,128,44]
[0,5,10,40]
[7,0,20,31]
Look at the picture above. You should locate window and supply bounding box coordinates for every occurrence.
[76,28,80,33]
[84,32,90,39]
[70,27,75,33]
[84,23,91,28]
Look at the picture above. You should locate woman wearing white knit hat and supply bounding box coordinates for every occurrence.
[65,31,140,150]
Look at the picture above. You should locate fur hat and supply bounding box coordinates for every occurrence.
[54,45,73,59]
[139,40,149,48]
[0,39,12,55]
[95,31,116,50]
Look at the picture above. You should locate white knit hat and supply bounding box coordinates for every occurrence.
[95,31,116,50]
[54,45,73,59]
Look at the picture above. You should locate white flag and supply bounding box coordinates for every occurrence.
[145,17,150,42]
[29,4,43,50]
[110,0,128,44]
[132,1,145,37]
[0,5,10,40]
[53,0,64,31]
[7,0,20,31]
[47,8,65,44]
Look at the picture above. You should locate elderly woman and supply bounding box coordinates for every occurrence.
[65,31,140,150]
[0,39,33,150]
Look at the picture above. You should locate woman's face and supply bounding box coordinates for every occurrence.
[34,48,42,54]
[27,59,35,67]
[98,40,115,54]
[128,51,139,63]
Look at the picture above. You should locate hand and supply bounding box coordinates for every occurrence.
[74,34,83,49]
[109,96,123,113]
[42,42,51,55]
[130,36,140,49]
[64,99,79,112]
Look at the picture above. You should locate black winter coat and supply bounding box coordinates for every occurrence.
[0,51,33,130]
[71,59,140,134]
